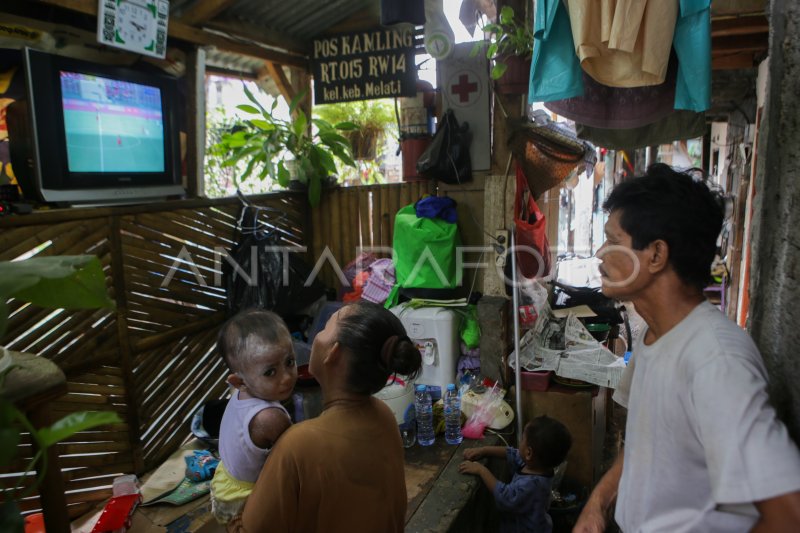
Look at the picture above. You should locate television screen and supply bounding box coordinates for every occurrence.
[7,48,185,206]
[60,71,165,173]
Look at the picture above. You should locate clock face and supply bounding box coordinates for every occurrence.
[425,32,454,61]
[116,1,154,47]
[98,0,168,58]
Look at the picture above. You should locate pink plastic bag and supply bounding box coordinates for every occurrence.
[462,382,505,439]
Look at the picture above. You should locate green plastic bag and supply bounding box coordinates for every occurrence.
[388,204,462,307]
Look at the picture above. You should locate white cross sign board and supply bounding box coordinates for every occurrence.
[439,42,490,172]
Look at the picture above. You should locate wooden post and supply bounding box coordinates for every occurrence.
[108,216,145,473]
[185,46,206,198]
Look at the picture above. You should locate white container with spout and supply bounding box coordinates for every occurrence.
[390,304,460,399]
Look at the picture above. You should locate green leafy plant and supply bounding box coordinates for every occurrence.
[0,256,120,532]
[470,5,534,80]
[314,100,397,161]
[208,85,357,206]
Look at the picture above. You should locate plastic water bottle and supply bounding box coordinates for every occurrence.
[415,384,435,446]
[292,393,305,422]
[444,383,463,445]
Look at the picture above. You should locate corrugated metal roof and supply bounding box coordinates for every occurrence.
[173,0,375,52]
[204,48,279,95]
[205,48,265,76]
[226,0,373,39]
[176,0,768,117]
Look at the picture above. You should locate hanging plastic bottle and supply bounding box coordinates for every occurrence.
[415,384,435,446]
[444,383,463,445]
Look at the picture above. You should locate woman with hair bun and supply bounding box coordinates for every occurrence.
[229,301,422,533]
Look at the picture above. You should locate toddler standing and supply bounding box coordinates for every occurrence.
[210,308,297,524]
[459,415,572,533]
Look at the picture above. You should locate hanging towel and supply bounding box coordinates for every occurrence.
[528,0,584,103]
[545,53,678,129]
[575,110,705,150]
[673,0,712,112]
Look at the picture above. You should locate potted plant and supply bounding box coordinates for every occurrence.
[208,85,357,207]
[313,100,396,161]
[470,5,534,94]
[0,255,121,532]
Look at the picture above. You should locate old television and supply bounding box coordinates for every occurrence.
[7,48,185,206]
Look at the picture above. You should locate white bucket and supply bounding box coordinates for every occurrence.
[373,378,415,424]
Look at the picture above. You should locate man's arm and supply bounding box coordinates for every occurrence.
[573,451,624,533]
[752,491,800,532]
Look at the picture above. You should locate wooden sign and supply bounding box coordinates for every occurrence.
[312,28,417,104]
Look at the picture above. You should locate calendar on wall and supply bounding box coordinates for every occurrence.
[97,0,169,59]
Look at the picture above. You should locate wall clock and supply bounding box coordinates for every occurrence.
[97,0,169,59]
[425,31,454,61]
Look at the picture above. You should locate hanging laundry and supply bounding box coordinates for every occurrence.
[528,0,583,103]
[566,0,678,87]
[545,53,678,129]
[566,0,678,88]
[673,0,712,112]
[575,110,705,150]
[531,0,710,112]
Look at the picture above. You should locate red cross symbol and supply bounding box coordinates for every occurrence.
[451,73,478,103]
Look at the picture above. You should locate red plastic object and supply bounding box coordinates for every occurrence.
[91,494,142,533]
[24,513,45,533]
[400,136,432,181]
[520,370,552,392]
[518,305,538,328]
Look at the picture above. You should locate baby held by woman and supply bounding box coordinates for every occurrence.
[210,309,297,524]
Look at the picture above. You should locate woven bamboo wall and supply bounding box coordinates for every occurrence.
[0,193,307,519]
[309,181,434,290]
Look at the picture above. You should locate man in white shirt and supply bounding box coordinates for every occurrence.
[574,164,800,532]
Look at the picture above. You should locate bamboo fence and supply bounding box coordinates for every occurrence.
[0,182,429,518]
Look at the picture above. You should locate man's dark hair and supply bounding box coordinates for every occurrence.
[603,163,724,291]
[525,416,572,469]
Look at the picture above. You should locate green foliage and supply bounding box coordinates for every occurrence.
[37,411,122,448]
[0,256,114,338]
[0,255,119,531]
[314,100,398,169]
[470,5,534,80]
[208,84,357,207]
[0,384,122,532]
[313,100,396,134]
